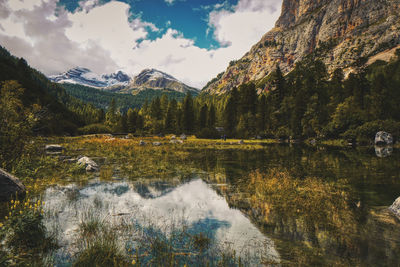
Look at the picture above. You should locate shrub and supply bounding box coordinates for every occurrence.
[78,123,112,135]
[196,127,220,139]
[342,120,400,144]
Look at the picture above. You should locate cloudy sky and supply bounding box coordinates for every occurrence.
[0,0,282,88]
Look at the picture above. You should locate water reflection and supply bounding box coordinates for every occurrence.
[375,146,393,158]
[43,179,280,265]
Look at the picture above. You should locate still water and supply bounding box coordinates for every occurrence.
[43,144,400,266]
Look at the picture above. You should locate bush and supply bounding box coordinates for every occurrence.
[342,120,400,144]
[78,123,112,135]
[196,127,220,139]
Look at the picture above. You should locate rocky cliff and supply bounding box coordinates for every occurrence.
[204,0,400,94]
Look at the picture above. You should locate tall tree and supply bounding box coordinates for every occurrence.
[182,92,195,133]
[164,99,178,133]
[207,104,216,129]
[198,104,208,130]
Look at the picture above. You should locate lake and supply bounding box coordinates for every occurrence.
[38,141,400,266]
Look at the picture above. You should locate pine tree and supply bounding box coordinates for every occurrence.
[224,96,236,136]
[207,104,216,129]
[256,94,267,134]
[198,104,208,130]
[164,99,178,133]
[127,108,137,133]
[182,92,195,133]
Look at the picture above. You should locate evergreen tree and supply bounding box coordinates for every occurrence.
[224,96,236,136]
[150,97,162,120]
[164,99,178,133]
[127,108,137,133]
[208,104,216,129]
[256,94,267,134]
[182,92,195,133]
[105,98,120,131]
[198,104,208,130]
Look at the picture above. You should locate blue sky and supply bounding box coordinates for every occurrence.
[0,0,282,87]
[58,0,238,49]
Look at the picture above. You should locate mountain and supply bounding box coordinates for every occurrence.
[204,0,400,94]
[128,69,199,94]
[49,67,131,88]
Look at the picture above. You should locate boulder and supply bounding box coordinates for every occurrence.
[45,144,64,152]
[170,139,183,144]
[180,134,187,140]
[375,131,393,146]
[139,140,146,146]
[0,168,26,201]
[153,142,162,146]
[389,197,400,219]
[309,139,317,146]
[238,140,244,145]
[77,156,99,172]
[170,135,176,140]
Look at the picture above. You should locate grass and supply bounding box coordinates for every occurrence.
[0,193,58,266]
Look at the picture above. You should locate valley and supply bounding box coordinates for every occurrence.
[1,0,400,266]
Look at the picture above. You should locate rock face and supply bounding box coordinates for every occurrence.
[77,156,99,172]
[0,168,26,201]
[204,0,400,94]
[128,69,199,94]
[375,131,393,145]
[389,197,400,219]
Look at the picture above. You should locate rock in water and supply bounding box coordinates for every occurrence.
[389,197,400,219]
[238,140,244,145]
[375,131,393,146]
[77,156,99,172]
[0,168,26,201]
[375,146,393,158]
[180,134,187,140]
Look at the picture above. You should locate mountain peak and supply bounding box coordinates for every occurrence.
[130,68,198,93]
[49,68,131,88]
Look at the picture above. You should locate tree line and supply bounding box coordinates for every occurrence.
[88,49,400,143]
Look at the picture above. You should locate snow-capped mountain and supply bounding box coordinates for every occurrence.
[49,67,131,88]
[129,69,198,93]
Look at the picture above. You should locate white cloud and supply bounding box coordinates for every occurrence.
[208,0,281,54]
[0,0,282,89]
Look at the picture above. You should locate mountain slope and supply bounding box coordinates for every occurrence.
[49,67,130,88]
[127,69,199,94]
[204,0,400,94]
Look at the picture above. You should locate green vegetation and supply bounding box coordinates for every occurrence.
[0,195,57,266]
[62,83,189,111]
